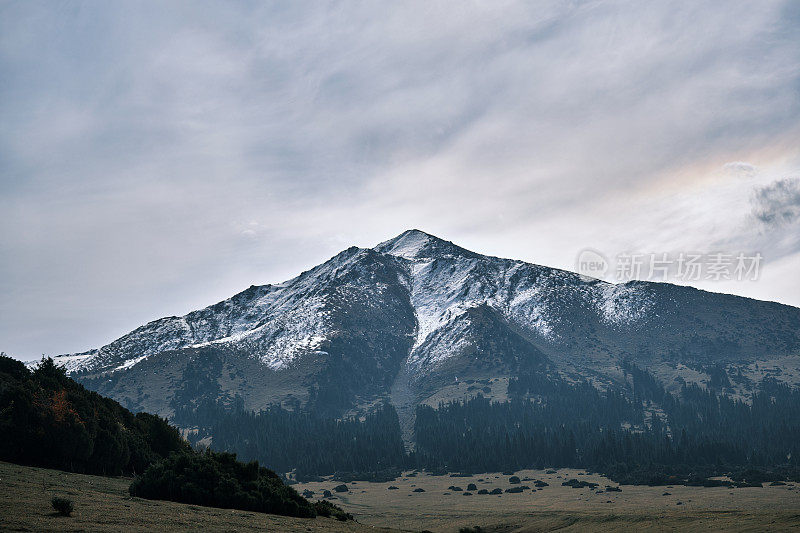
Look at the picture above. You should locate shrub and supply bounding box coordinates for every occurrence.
[509,476,520,484]
[51,496,73,516]
[562,479,597,489]
[129,450,316,518]
[467,483,477,491]
[333,484,349,493]
[313,500,352,521]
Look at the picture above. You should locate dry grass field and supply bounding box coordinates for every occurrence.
[294,468,800,532]
[3,461,800,532]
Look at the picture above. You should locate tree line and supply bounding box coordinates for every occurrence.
[200,364,800,485]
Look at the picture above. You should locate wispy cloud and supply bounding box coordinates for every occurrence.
[1,1,799,359]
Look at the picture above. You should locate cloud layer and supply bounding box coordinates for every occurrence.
[1,1,799,360]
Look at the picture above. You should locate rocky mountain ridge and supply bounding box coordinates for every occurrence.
[49,230,800,435]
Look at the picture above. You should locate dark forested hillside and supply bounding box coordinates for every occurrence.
[198,365,800,485]
[208,403,407,480]
[0,355,188,475]
[415,367,800,483]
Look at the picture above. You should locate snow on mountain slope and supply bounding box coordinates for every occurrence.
[51,230,690,375]
[375,230,656,373]
[54,229,800,418]
[59,246,384,373]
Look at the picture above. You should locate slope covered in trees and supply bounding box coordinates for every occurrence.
[209,403,407,480]
[0,355,188,475]
[201,365,800,485]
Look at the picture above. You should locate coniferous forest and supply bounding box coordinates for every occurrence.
[201,363,800,485]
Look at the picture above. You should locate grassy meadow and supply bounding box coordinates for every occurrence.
[3,461,800,532]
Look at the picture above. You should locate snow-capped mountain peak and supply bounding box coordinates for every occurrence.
[50,230,800,423]
[375,229,475,261]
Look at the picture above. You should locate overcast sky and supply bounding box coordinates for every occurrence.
[2,0,799,362]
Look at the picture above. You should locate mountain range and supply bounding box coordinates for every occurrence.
[51,230,800,441]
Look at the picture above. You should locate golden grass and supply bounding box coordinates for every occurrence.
[295,468,800,532]
[3,461,800,532]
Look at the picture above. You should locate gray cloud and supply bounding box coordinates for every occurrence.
[753,178,800,227]
[1,1,799,360]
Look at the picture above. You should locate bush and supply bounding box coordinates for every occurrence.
[313,500,352,521]
[51,496,73,516]
[467,483,477,491]
[333,484,349,493]
[130,450,316,518]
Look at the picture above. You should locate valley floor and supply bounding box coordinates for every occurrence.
[2,461,800,532]
[294,468,800,532]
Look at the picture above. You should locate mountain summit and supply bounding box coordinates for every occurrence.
[56,231,800,437]
[375,229,477,260]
